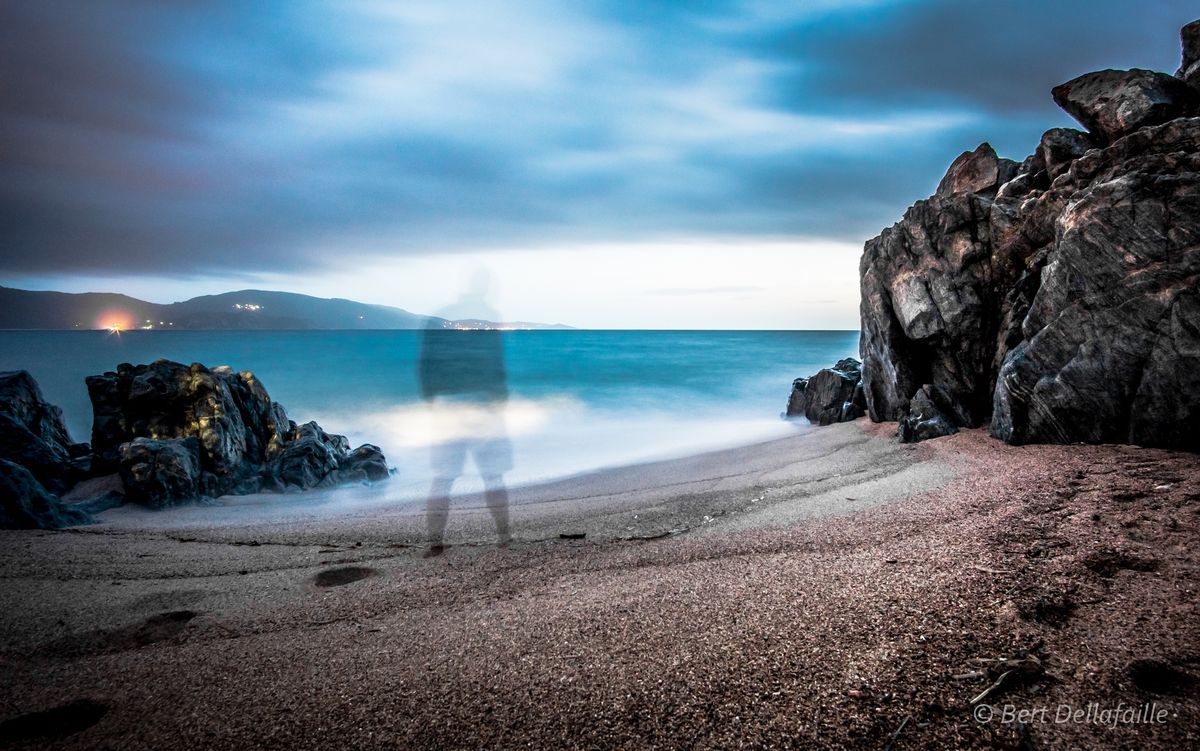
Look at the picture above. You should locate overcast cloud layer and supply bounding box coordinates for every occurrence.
[2,0,1196,279]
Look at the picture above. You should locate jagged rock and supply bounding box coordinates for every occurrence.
[842,381,868,422]
[0,371,81,493]
[898,386,960,443]
[936,143,1019,198]
[860,21,1200,453]
[86,359,389,505]
[991,118,1200,449]
[0,371,73,450]
[0,413,75,495]
[785,358,865,426]
[785,378,808,418]
[119,437,203,508]
[1179,20,1200,89]
[338,444,390,484]
[1038,128,1095,180]
[91,361,260,481]
[859,183,1010,427]
[87,359,291,493]
[0,459,92,529]
[271,422,348,490]
[1051,69,1199,143]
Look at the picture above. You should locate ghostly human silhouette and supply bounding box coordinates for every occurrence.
[418,270,512,556]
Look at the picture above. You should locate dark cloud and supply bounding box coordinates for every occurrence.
[1,0,1196,278]
[756,0,1194,116]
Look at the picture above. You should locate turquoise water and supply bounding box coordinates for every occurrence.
[0,330,859,497]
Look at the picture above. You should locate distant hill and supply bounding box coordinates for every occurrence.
[0,287,571,331]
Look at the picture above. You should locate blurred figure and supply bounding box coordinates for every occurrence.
[418,270,512,556]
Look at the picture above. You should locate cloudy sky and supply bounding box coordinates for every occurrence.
[2,1,1195,328]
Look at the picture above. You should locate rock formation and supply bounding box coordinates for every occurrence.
[0,459,92,529]
[0,371,93,528]
[785,358,866,426]
[87,359,390,502]
[1181,20,1200,89]
[0,361,391,526]
[859,20,1200,451]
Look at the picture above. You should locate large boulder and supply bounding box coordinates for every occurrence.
[87,360,292,494]
[0,459,91,529]
[86,359,390,506]
[859,21,1200,451]
[119,437,203,508]
[785,358,866,426]
[1051,69,1198,143]
[859,184,1011,428]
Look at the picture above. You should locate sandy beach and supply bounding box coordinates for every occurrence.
[1,421,1197,749]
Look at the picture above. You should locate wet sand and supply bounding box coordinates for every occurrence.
[1,421,1197,749]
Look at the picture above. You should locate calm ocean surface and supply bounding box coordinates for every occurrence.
[0,330,859,499]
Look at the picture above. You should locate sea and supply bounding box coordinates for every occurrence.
[0,330,859,501]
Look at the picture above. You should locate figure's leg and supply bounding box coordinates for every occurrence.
[425,435,466,557]
[482,473,510,545]
[425,477,454,556]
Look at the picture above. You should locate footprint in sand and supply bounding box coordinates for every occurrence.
[1126,659,1198,695]
[41,610,200,657]
[0,699,108,742]
[311,566,377,588]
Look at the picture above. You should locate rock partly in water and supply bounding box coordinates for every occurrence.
[785,358,866,426]
[338,444,391,484]
[0,459,92,529]
[119,437,203,508]
[1051,68,1198,143]
[86,359,385,505]
[270,421,348,490]
[86,359,288,489]
[860,21,1200,451]
[898,386,960,443]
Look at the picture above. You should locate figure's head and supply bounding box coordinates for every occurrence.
[465,266,494,301]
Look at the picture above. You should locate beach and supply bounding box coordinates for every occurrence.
[1,420,1197,749]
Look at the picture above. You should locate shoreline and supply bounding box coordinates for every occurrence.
[80,420,954,543]
[1,422,1197,749]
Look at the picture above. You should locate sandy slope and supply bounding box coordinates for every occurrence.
[0,421,1197,749]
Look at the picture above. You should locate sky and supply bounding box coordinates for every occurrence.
[2,0,1196,328]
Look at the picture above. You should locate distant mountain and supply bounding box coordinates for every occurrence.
[0,287,572,331]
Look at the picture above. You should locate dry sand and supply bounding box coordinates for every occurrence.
[0,421,1197,749]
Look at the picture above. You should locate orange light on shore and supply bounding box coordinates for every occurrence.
[95,308,135,333]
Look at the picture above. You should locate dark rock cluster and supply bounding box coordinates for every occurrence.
[1,361,390,527]
[858,20,1200,450]
[785,358,866,426]
[0,371,93,528]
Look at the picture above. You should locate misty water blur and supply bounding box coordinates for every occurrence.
[0,327,860,525]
